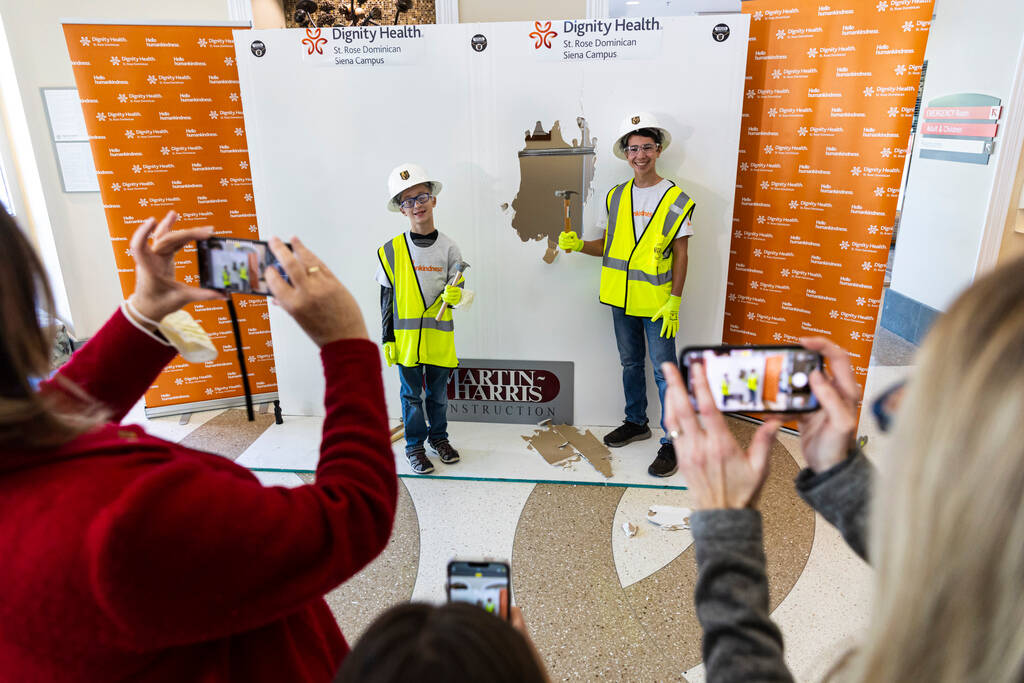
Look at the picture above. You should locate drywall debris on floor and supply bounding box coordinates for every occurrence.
[646,505,692,531]
[522,423,613,478]
[622,521,638,538]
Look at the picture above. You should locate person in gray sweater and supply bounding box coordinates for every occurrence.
[660,253,1024,682]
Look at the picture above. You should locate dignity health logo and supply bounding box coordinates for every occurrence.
[530,21,558,49]
[303,28,328,55]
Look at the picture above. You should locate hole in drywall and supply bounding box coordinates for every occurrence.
[510,117,596,263]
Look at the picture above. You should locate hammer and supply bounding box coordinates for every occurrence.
[554,189,579,252]
[436,260,470,321]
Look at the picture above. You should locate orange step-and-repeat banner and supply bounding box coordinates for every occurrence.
[725,0,933,388]
[63,23,277,413]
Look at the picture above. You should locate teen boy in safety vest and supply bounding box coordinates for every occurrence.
[559,112,695,478]
[376,163,466,475]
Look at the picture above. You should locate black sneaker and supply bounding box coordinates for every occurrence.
[603,420,652,448]
[428,438,460,465]
[648,442,678,478]
[406,447,434,475]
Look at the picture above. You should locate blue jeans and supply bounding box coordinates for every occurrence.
[611,306,678,444]
[398,364,452,451]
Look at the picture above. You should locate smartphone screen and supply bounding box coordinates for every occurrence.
[195,237,290,296]
[447,561,510,619]
[680,345,823,413]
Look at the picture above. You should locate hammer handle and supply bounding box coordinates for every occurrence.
[562,197,572,253]
[435,270,462,321]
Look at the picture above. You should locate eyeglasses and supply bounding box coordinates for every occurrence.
[625,143,659,156]
[399,193,432,210]
[871,380,906,433]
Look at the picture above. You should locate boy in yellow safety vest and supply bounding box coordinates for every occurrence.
[559,112,695,478]
[375,163,467,475]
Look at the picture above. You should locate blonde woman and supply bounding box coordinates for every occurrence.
[660,253,1024,682]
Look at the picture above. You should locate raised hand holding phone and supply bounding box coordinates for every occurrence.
[792,337,860,473]
[128,211,224,322]
[662,360,782,510]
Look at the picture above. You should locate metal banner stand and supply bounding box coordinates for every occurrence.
[226,296,255,422]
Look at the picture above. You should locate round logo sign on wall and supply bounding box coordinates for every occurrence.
[251,40,267,57]
[471,34,488,52]
[712,24,730,43]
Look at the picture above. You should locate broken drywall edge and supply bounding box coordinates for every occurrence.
[646,505,692,531]
[509,118,595,264]
[521,431,576,467]
[559,454,583,470]
[552,424,613,478]
[523,424,614,478]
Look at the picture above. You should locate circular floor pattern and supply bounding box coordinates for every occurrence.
[512,419,815,681]
[320,479,421,642]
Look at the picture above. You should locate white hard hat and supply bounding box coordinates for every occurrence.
[612,112,672,160]
[386,162,442,212]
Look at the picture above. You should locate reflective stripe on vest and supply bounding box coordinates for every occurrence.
[377,234,458,368]
[599,180,694,316]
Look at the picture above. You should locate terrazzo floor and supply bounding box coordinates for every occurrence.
[121,325,915,681]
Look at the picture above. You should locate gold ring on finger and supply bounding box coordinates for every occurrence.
[307,266,320,274]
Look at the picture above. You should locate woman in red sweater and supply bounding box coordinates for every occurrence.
[0,210,397,682]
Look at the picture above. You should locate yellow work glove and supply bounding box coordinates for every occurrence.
[441,284,463,306]
[383,341,397,367]
[651,295,682,339]
[558,231,584,252]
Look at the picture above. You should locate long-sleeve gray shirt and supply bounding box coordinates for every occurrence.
[690,450,873,682]
[378,230,463,345]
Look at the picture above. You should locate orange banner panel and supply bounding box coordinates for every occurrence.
[726,0,933,396]
[63,23,276,411]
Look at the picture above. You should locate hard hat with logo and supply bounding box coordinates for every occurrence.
[613,112,672,160]
[386,162,443,212]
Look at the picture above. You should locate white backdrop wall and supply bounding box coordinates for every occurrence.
[234,16,749,425]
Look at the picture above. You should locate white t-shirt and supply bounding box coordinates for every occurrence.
[586,178,695,243]
[375,230,463,305]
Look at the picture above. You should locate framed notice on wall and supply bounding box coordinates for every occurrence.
[41,87,100,192]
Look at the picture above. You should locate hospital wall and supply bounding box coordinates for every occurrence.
[885,0,1024,340]
[0,0,232,338]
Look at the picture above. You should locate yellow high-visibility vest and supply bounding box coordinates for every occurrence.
[599,179,695,316]
[747,374,758,390]
[377,234,458,368]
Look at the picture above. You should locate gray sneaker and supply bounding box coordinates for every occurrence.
[406,446,434,474]
[428,438,460,465]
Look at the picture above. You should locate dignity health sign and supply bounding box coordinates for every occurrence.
[295,17,670,70]
[535,18,665,62]
[299,25,427,67]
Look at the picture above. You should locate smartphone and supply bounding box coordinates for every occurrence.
[446,560,511,619]
[195,237,290,296]
[680,345,823,413]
